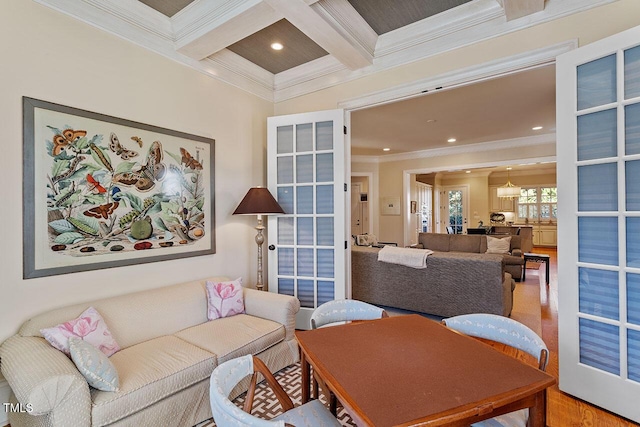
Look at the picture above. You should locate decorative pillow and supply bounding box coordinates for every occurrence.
[206,278,245,320]
[486,235,512,254]
[356,234,378,246]
[40,307,120,357]
[69,337,120,392]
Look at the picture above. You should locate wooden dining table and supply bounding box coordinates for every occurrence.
[295,314,556,427]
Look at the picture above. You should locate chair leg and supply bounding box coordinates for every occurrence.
[312,375,319,399]
[329,392,337,415]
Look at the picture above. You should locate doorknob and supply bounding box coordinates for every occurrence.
[268,245,275,251]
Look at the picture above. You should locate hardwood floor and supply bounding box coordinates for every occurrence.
[528,247,639,427]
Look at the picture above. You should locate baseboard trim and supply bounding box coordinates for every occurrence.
[0,377,10,426]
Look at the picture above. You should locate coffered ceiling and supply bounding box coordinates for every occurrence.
[35,0,615,102]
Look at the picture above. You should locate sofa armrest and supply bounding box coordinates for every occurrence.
[243,289,300,341]
[0,335,90,418]
[512,248,523,257]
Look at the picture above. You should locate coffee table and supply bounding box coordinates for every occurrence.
[522,252,550,285]
[296,315,555,427]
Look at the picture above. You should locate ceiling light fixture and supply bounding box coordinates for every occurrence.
[447,138,456,143]
[271,42,283,50]
[532,126,543,130]
[383,148,390,151]
[465,170,471,174]
[497,167,521,199]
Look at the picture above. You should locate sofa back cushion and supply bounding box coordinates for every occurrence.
[19,277,230,349]
[418,233,451,251]
[450,234,482,253]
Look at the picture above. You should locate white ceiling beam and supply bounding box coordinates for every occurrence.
[173,0,282,60]
[262,0,373,70]
[496,0,545,21]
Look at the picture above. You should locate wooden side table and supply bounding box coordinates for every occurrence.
[523,252,550,285]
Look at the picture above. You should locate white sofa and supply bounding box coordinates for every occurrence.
[0,277,300,427]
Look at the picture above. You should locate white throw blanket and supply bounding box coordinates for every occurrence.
[377,246,433,269]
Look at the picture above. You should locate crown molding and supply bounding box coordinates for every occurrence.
[34,0,615,102]
[352,133,556,164]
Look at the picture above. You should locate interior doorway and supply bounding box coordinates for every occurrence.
[351,174,372,236]
[441,185,468,234]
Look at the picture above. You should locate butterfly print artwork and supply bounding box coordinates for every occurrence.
[131,136,143,147]
[180,147,203,170]
[112,141,166,192]
[83,202,119,219]
[53,129,86,156]
[109,133,138,160]
[86,174,106,194]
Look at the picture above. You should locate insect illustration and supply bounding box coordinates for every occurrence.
[180,147,203,170]
[131,136,143,147]
[109,133,138,160]
[112,141,166,192]
[83,202,119,219]
[52,129,86,156]
[86,174,106,194]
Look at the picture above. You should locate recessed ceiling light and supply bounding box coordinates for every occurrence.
[426,119,437,123]
[447,138,456,143]
[532,126,543,130]
[271,42,283,51]
[465,170,471,174]
[383,148,390,151]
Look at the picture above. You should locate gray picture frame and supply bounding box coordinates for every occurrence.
[23,97,216,279]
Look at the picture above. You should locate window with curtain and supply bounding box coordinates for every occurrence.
[517,186,557,222]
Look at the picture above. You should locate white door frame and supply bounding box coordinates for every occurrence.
[351,172,374,236]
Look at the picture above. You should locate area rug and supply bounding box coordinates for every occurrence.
[195,363,356,427]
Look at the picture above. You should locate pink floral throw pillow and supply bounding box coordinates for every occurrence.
[41,307,120,357]
[206,278,245,320]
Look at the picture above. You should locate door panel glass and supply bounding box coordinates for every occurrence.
[277,126,293,154]
[626,160,640,210]
[625,102,640,155]
[297,248,314,277]
[278,278,294,296]
[277,187,294,214]
[316,153,333,182]
[296,123,313,152]
[627,273,640,325]
[577,54,617,110]
[578,163,618,211]
[277,157,293,184]
[578,217,618,265]
[297,217,313,245]
[624,45,640,100]
[317,217,334,246]
[579,267,619,320]
[579,318,620,375]
[629,329,640,383]
[297,279,314,308]
[278,248,294,275]
[278,217,294,245]
[577,109,617,160]
[297,186,313,214]
[316,121,333,150]
[317,281,335,305]
[296,155,313,183]
[317,249,334,278]
[627,218,640,268]
[316,185,334,214]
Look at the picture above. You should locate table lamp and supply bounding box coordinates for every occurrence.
[233,187,285,291]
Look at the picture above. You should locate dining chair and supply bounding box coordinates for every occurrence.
[442,313,549,427]
[209,354,341,427]
[310,299,388,413]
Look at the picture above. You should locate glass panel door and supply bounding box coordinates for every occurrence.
[267,110,345,330]
[557,24,640,423]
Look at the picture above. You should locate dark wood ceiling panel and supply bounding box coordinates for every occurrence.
[347,0,472,35]
[138,0,196,17]
[227,19,328,74]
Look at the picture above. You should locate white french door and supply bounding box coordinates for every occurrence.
[557,24,640,423]
[267,109,346,330]
[440,186,468,234]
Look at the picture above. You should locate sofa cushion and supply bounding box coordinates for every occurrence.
[206,278,245,320]
[90,335,216,427]
[419,233,450,251]
[486,235,512,254]
[175,314,284,364]
[69,337,119,392]
[450,234,482,253]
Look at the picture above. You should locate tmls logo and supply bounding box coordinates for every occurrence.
[3,402,34,413]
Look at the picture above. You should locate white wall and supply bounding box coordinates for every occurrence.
[0,1,273,344]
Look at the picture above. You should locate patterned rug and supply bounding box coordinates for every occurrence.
[196,363,356,426]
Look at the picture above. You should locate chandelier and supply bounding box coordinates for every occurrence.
[497,167,521,199]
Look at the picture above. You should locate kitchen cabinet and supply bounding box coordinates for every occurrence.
[489,186,514,212]
[532,224,557,247]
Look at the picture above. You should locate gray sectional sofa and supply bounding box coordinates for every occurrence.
[0,277,300,427]
[352,245,514,318]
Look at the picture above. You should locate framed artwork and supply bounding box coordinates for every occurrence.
[381,196,401,215]
[23,97,215,279]
[410,200,417,214]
